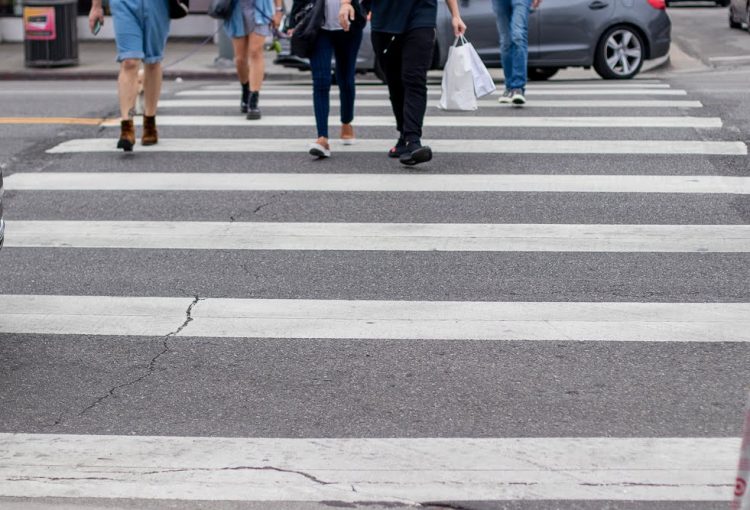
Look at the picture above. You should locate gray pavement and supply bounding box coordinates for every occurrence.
[1,7,749,510]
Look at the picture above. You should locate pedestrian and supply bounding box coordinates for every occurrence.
[89,0,171,152]
[340,0,466,166]
[492,0,542,106]
[225,0,284,119]
[290,0,366,158]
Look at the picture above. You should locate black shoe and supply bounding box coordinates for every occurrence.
[399,142,432,166]
[247,91,261,120]
[388,137,408,158]
[240,83,249,113]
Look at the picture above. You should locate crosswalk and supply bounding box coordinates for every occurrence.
[1,77,747,507]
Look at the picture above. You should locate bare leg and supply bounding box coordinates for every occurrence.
[232,36,250,84]
[248,33,266,91]
[118,59,140,119]
[142,62,163,117]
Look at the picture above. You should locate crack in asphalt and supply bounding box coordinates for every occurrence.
[251,191,287,215]
[139,465,335,486]
[71,295,203,420]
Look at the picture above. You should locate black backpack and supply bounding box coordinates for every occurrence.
[290,0,325,58]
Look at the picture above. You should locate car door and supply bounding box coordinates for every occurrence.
[536,0,615,65]
[452,0,539,67]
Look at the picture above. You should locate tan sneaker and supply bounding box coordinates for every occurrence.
[341,123,355,145]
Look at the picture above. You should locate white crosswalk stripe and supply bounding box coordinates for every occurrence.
[178,88,690,96]
[7,172,747,193]
[47,138,747,155]
[0,295,748,341]
[7,221,750,253]
[0,434,738,502]
[99,115,723,128]
[157,98,705,108]
[2,78,745,506]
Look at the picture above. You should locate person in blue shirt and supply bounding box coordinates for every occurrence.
[340,0,466,165]
[224,0,284,119]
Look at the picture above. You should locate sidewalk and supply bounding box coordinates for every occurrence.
[0,38,681,82]
[0,40,307,81]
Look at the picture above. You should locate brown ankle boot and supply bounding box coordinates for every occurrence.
[142,115,158,146]
[117,119,135,152]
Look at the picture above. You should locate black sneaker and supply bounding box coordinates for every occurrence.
[388,137,408,158]
[247,91,261,120]
[399,141,432,166]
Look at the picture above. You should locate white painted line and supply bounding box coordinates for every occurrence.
[179,88,686,97]
[99,115,723,129]
[0,295,747,341]
[0,434,738,502]
[7,172,749,194]
[709,55,750,64]
[201,82,671,91]
[156,98,704,108]
[6,221,750,253]
[47,138,745,155]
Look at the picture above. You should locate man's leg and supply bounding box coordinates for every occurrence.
[400,27,434,144]
[509,0,531,92]
[118,58,140,119]
[142,62,162,117]
[372,31,405,138]
[491,0,514,91]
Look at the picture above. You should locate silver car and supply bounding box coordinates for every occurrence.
[278,0,671,80]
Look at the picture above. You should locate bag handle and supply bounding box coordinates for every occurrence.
[452,35,469,47]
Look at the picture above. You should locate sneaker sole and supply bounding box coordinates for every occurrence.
[246,112,262,120]
[309,147,331,158]
[400,146,433,166]
[341,138,356,146]
[512,98,526,107]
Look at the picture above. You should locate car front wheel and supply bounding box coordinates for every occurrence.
[594,26,645,80]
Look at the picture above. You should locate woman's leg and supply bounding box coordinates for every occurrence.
[232,36,250,84]
[248,32,266,92]
[309,30,334,140]
[332,28,363,128]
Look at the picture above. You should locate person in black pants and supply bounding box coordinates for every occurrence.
[340,0,466,165]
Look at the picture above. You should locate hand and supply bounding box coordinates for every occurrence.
[339,3,355,32]
[532,0,542,8]
[272,10,283,29]
[88,6,104,34]
[452,16,466,37]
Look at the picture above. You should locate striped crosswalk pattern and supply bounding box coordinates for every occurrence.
[1,78,745,507]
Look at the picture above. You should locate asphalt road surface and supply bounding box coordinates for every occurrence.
[1,6,750,510]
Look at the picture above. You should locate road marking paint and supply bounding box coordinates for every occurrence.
[201,82,672,91]
[7,172,748,194]
[6,221,750,253]
[0,117,105,126]
[47,138,744,155]
[709,55,750,64]
[0,434,738,501]
[179,88,687,97]
[0,296,747,341]
[156,98,704,108]
[98,115,722,129]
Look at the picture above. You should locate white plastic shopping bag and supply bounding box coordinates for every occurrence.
[439,37,477,111]
[465,37,496,98]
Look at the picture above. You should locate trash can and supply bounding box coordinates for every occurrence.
[23,0,78,67]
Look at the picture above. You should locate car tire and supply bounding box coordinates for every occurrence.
[730,7,742,27]
[527,67,560,81]
[594,26,645,80]
[718,0,730,6]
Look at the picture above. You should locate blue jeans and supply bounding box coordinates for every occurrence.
[309,28,363,139]
[491,0,531,92]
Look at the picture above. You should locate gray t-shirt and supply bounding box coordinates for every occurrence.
[322,0,343,31]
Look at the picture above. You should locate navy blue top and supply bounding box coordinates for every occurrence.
[362,0,438,34]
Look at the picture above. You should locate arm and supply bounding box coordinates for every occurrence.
[338,0,355,32]
[532,0,542,9]
[444,0,466,37]
[272,0,284,28]
[89,0,104,33]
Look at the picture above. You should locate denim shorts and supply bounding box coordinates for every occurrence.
[110,0,171,64]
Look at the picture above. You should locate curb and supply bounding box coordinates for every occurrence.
[0,69,311,81]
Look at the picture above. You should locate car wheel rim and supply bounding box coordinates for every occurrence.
[604,29,642,76]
